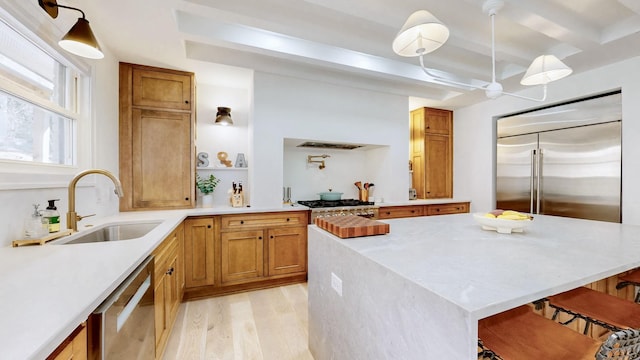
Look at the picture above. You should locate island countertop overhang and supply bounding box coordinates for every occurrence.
[309,213,640,320]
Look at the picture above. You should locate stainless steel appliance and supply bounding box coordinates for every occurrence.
[496,91,621,223]
[298,199,379,222]
[88,256,155,359]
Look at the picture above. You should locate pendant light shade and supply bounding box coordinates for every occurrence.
[38,0,104,60]
[393,0,573,102]
[215,107,233,126]
[59,18,104,59]
[392,10,449,57]
[520,55,573,86]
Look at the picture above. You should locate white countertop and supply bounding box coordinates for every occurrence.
[377,198,470,206]
[307,213,640,359]
[315,213,640,319]
[0,204,307,360]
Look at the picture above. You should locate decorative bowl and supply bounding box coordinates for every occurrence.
[472,213,533,234]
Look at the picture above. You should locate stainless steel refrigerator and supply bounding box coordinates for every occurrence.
[496,92,622,223]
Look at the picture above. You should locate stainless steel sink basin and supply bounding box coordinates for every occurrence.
[58,221,162,245]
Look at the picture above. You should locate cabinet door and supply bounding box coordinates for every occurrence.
[424,108,451,135]
[410,110,426,197]
[132,68,192,110]
[48,324,87,360]
[165,255,180,332]
[175,224,185,299]
[154,273,167,348]
[425,134,452,198]
[184,218,215,288]
[129,109,194,209]
[221,230,264,284]
[267,226,307,276]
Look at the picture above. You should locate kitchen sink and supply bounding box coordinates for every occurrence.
[56,221,162,245]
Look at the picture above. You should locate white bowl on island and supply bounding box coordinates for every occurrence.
[473,212,533,234]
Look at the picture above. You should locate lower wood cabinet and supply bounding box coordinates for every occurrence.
[378,202,470,219]
[47,322,87,360]
[378,205,424,219]
[221,230,264,283]
[153,225,183,359]
[267,226,307,276]
[184,217,216,288]
[183,211,308,300]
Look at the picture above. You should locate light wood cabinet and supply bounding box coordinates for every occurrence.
[379,202,470,219]
[410,107,453,199]
[220,212,307,285]
[267,226,307,276]
[153,227,182,359]
[378,205,424,219]
[132,68,192,110]
[47,323,87,360]
[183,211,308,299]
[120,62,196,211]
[426,202,469,215]
[184,218,216,288]
[221,230,264,283]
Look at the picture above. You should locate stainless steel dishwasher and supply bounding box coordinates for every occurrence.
[88,256,155,360]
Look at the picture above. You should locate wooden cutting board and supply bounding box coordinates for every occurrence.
[315,215,389,239]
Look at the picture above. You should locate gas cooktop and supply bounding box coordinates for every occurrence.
[298,199,375,208]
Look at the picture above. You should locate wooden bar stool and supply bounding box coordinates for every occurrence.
[616,269,640,303]
[478,305,640,360]
[547,286,640,334]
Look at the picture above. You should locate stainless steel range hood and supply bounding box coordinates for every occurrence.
[296,141,363,150]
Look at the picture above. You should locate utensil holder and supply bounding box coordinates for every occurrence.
[359,189,368,202]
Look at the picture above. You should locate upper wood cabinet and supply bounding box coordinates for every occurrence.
[119,63,196,211]
[410,107,453,199]
[132,68,193,110]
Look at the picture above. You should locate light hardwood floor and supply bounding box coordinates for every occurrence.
[163,283,314,360]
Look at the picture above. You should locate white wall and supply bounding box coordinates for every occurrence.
[284,145,388,202]
[251,72,409,208]
[454,56,640,225]
[195,83,250,206]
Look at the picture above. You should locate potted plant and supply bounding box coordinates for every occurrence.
[196,173,220,207]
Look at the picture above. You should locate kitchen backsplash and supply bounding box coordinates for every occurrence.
[283,142,386,203]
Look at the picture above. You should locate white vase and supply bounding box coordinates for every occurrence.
[201,194,214,208]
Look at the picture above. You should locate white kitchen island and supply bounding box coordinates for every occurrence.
[308,213,640,359]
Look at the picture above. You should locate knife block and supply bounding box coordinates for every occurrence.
[231,193,244,207]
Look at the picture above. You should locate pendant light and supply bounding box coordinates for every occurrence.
[38,0,104,59]
[393,0,572,102]
[215,107,233,126]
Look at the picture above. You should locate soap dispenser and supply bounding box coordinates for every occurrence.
[24,204,48,238]
[43,199,60,233]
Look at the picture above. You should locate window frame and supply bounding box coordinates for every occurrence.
[0,5,94,190]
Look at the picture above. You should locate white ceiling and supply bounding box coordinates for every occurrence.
[76,0,640,108]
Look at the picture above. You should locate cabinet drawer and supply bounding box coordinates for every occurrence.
[378,206,424,219]
[220,212,307,230]
[426,202,469,216]
[154,234,178,280]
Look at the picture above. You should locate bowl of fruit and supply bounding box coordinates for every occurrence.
[473,210,533,234]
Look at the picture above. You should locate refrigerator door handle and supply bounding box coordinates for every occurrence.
[530,149,536,214]
[536,149,542,214]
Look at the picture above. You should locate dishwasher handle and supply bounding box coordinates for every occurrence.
[93,256,153,316]
[117,275,151,332]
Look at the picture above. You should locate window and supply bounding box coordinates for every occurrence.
[0,18,80,166]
